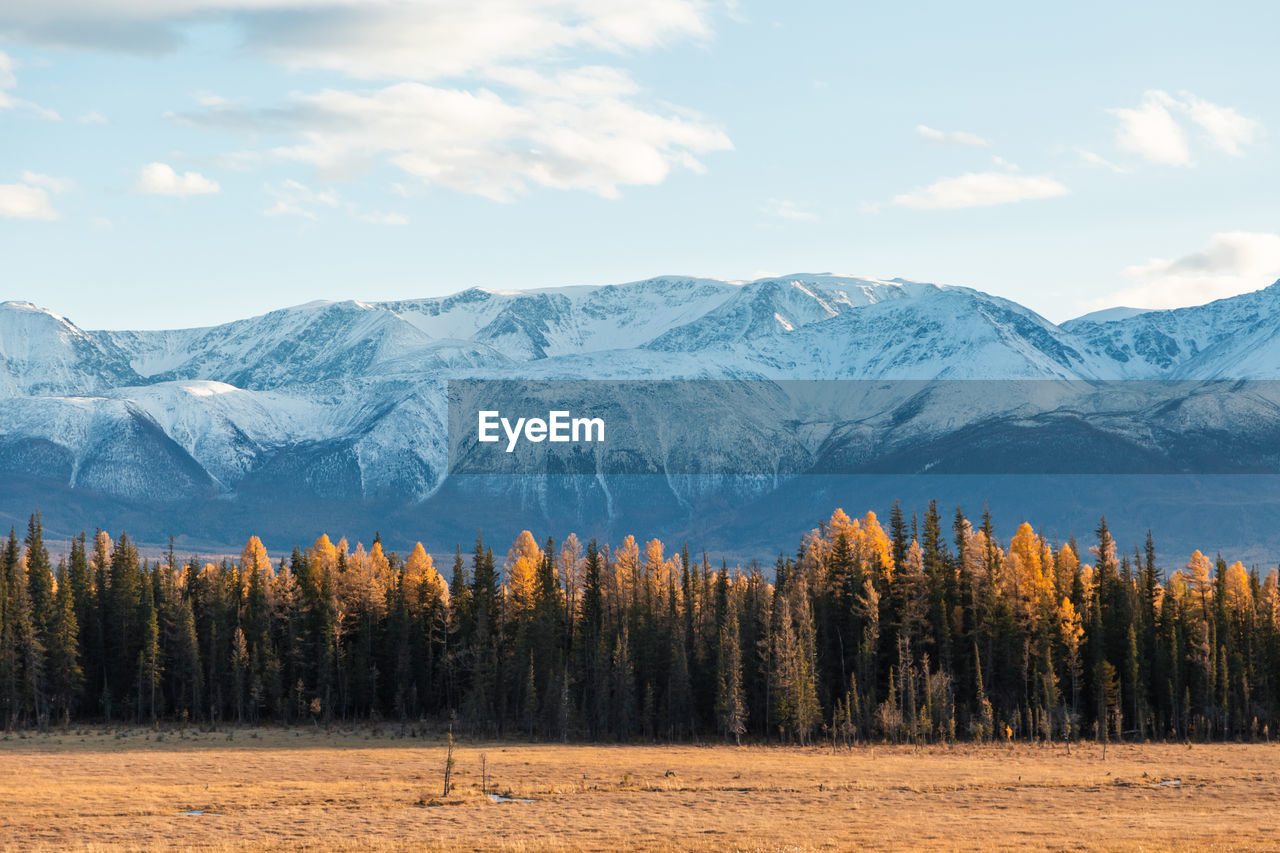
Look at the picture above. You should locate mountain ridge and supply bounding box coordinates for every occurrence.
[5,274,1280,560]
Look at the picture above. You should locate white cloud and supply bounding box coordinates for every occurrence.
[763,198,817,222]
[263,179,407,225]
[77,109,108,124]
[1090,232,1280,310]
[892,172,1069,210]
[991,156,1019,171]
[135,162,221,196]
[0,50,60,120]
[7,2,729,200]
[1178,92,1260,156]
[210,150,263,172]
[263,179,339,219]
[20,170,74,193]
[0,1,714,79]
[0,182,58,220]
[915,124,990,147]
[1076,148,1128,173]
[1109,91,1189,166]
[0,170,69,220]
[241,75,730,201]
[1108,90,1261,166]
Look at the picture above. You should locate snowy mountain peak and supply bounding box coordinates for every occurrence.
[0,299,139,395]
[8,274,1280,554]
[1065,306,1152,325]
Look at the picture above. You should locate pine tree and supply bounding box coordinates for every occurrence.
[715,606,747,744]
[24,514,54,726]
[136,574,161,723]
[106,533,140,717]
[1,529,40,727]
[46,562,82,725]
[612,625,636,740]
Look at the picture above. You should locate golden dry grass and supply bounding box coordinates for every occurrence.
[1,728,1277,851]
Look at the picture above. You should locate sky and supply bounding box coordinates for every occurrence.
[1,0,1278,330]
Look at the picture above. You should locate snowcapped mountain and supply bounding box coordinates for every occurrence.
[1062,280,1280,379]
[4,274,1280,559]
[0,300,140,395]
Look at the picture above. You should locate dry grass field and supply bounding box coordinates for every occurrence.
[1,728,1276,852]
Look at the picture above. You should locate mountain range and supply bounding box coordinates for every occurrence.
[5,273,1280,563]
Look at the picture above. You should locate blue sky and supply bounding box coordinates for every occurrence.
[2,1,1278,329]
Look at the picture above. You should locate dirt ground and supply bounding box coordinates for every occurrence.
[1,728,1276,851]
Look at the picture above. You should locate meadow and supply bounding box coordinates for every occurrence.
[1,729,1277,851]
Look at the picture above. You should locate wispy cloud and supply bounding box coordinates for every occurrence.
[77,110,108,124]
[20,170,74,194]
[1178,92,1260,155]
[210,150,262,172]
[262,179,406,225]
[181,71,730,201]
[1076,148,1128,173]
[1109,91,1190,166]
[0,1,716,77]
[763,198,817,222]
[0,50,60,120]
[892,172,1068,210]
[8,2,731,201]
[1088,232,1280,311]
[135,162,221,196]
[1108,90,1261,166]
[263,179,339,220]
[0,178,58,220]
[916,124,990,147]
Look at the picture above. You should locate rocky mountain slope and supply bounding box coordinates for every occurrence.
[4,274,1280,560]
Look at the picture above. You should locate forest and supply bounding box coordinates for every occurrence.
[1,503,1277,746]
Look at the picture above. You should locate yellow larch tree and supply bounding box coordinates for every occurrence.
[1007,523,1052,626]
[858,510,895,578]
[1223,561,1252,613]
[1054,542,1079,602]
[240,535,272,595]
[614,535,640,609]
[1187,550,1214,620]
[643,538,665,604]
[404,542,448,607]
[505,530,542,615]
[309,534,338,577]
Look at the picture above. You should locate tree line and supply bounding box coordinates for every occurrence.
[2,503,1278,745]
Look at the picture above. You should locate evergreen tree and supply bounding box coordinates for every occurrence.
[46,562,82,724]
[715,606,747,744]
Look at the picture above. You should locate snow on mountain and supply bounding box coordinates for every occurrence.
[0,393,216,502]
[7,274,1280,553]
[700,283,1097,380]
[1066,306,1151,324]
[103,300,451,388]
[1061,280,1280,378]
[0,301,139,395]
[645,274,903,352]
[389,276,738,360]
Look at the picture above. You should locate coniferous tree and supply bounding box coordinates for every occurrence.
[47,561,82,725]
[4,501,1280,745]
[715,606,747,744]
